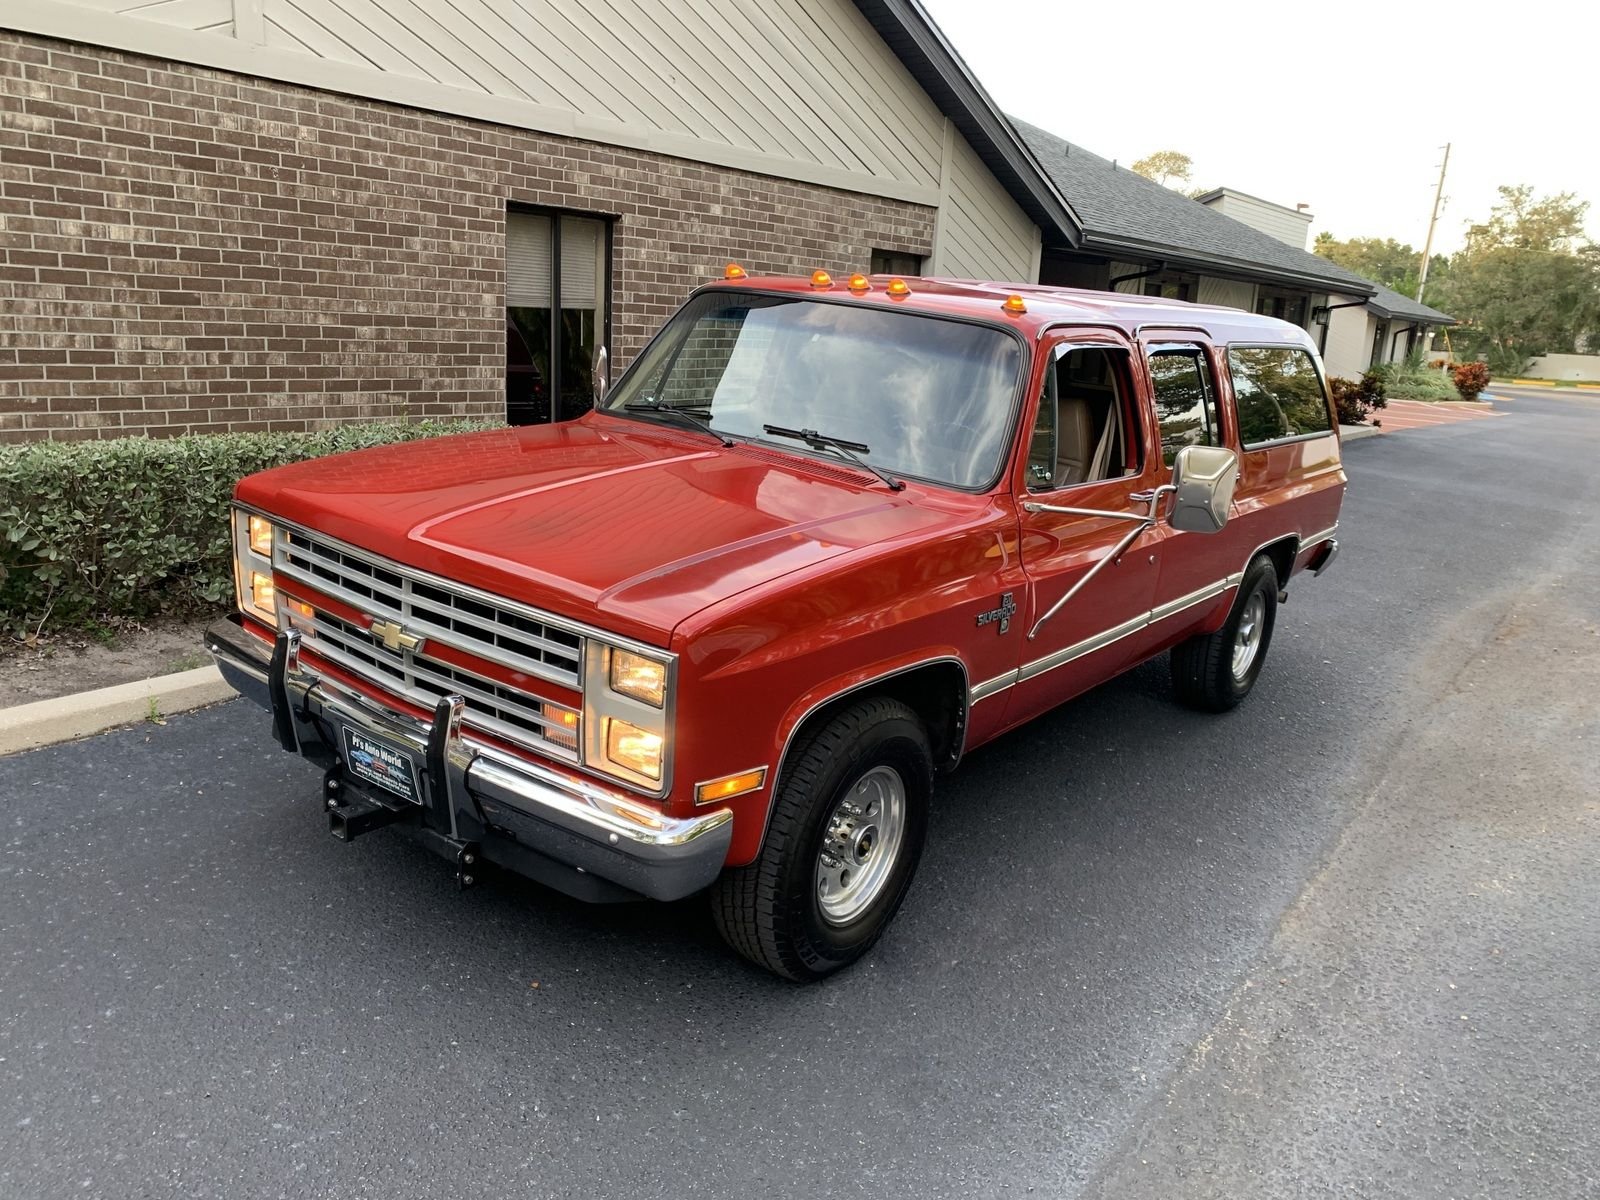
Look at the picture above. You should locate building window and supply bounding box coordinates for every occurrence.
[1255,288,1310,329]
[1370,320,1390,368]
[870,249,923,276]
[507,209,610,425]
[1139,270,1198,302]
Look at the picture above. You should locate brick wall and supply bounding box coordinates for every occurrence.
[0,32,935,441]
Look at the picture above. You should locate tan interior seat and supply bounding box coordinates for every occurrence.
[1054,394,1095,486]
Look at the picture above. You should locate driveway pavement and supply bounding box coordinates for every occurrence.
[2,393,1595,1199]
[1377,397,1503,432]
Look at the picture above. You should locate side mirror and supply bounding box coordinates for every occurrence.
[591,345,610,406]
[1168,444,1239,533]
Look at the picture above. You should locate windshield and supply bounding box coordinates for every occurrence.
[605,292,1025,489]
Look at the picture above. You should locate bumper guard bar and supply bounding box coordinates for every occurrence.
[204,616,732,902]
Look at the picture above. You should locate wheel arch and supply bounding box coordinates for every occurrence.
[778,656,968,774]
[1253,535,1300,590]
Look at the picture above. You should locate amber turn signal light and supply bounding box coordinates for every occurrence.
[286,598,314,620]
[695,767,768,806]
[810,269,833,289]
[885,277,911,298]
[724,262,746,280]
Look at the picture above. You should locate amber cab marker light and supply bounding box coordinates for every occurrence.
[724,262,746,280]
[695,767,768,806]
[810,269,833,289]
[1003,294,1028,315]
[885,277,911,299]
[847,273,870,293]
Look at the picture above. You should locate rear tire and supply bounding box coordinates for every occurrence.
[1171,554,1279,712]
[711,697,932,982]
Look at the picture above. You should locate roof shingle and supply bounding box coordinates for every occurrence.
[1365,282,1455,325]
[1012,119,1378,297]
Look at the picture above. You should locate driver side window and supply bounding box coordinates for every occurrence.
[1026,346,1143,492]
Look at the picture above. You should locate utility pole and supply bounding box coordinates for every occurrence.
[1416,143,1450,305]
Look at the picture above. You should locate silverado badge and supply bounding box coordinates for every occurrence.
[976,592,1016,635]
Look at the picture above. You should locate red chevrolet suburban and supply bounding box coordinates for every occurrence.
[207,270,1344,980]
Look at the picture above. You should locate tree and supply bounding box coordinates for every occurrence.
[1131,150,1193,190]
[1313,234,1447,298]
[1431,186,1600,373]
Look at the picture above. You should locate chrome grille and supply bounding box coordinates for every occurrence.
[273,527,583,759]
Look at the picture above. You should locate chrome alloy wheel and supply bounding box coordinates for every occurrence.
[1232,590,1267,681]
[815,765,906,927]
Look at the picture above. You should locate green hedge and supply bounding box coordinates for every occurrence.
[1370,362,1459,402]
[0,421,498,637]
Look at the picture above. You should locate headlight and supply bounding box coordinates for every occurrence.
[248,514,273,556]
[609,650,666,707]
[583,643,673,792]
[604,719,663,780]
[231,506,278,628]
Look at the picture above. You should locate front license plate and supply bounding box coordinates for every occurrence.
[341,726,422,805]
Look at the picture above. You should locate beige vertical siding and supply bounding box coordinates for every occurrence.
[61,0,233,33]
[1196,277,1255,311]
[13,0,1050,282]
[1108,262,1146,294]
[1201,191,1312,250]
[29,0,948,194]
[1322,304,1374,379]
[934,127,1037,282]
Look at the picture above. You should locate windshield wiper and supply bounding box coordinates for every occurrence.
[621,400,734,446]
[761,425,904,491]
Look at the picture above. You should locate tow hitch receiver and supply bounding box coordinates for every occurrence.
[325,767,411,842]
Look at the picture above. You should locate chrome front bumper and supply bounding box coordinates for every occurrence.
[204,616,732,902]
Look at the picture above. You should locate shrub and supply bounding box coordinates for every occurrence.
[1328,371,1388,425]
[1450,361,1492,400]
[0,421,498,638]
[1485,346,1531,378]
[1373,362,1460,402]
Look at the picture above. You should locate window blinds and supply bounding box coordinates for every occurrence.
[560,217,602,309]
[506,212,553,308]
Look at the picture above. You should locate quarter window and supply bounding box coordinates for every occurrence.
[1228,347,1334,447]
[1149,347,1221,465]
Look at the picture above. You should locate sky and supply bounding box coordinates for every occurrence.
[920,0,1598,255]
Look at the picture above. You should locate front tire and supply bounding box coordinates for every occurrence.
[712,697,932,982]
[1171,554,1279,712]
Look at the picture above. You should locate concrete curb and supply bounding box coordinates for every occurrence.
[1508,378,1600,390]
[1340,423,1384,441]
[0,664,234,756]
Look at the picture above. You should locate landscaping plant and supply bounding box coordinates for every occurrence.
[0,421,498,639]
[1370,361,1460,402]
[1450,361,1492,401]
[1328,371,1388,425]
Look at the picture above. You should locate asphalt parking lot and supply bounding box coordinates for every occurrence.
[3,392,1596,1199]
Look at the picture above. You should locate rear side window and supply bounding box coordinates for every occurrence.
[1228,347,1333,447]
[1149,347,1221,465]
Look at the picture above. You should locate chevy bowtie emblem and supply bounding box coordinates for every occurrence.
[976,592,1016,635]
[369,619,424,653]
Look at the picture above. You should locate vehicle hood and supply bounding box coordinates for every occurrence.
[236,417,977,646]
